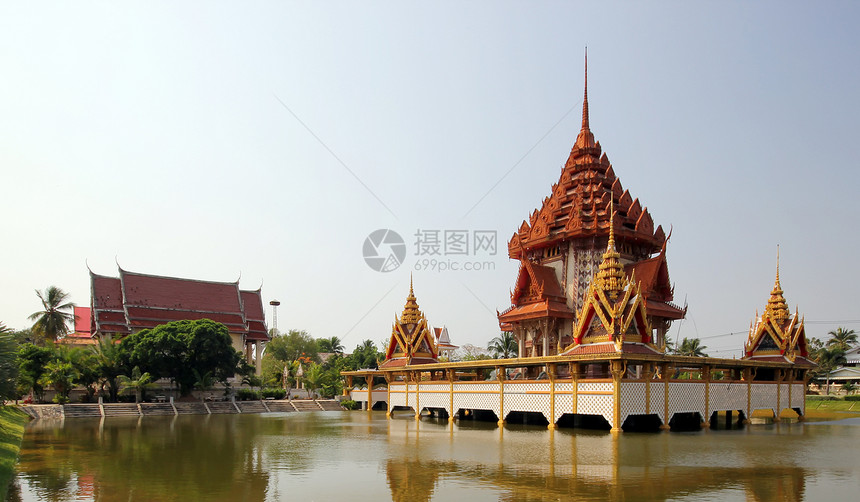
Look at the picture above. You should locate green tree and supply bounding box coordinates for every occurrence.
[826,327,857,352]
[0,323,19,401]
[487,332,518,359]
[93,337,125,402]
[17,343,55,402]
[122,319,242,396]
[38,359,78,404]
[317,336,344,355]
[266,329,320,364]
[343,340,381,370]
[842,381,857,395]
[303,363,326,398]
[28,286,76,344]
[118,366,157,403]
[192,368,215,398]
[676,338,708,357]
[815,346,847,395]
[68,347,100,402]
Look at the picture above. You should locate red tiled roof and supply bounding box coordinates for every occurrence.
[563,342,661,356]
[643,299,686,320]
[563,343,617,355]
[73,306,91,335]
[379,357,440,368]
[121,269,242,312]
[91,274,123,309]
[90,268,269,342]
[498,300,575,323]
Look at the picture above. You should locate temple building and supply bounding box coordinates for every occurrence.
[432,326,459,361]
[344,56,817,433]
[88,267,270,372]
[743,257,812,365]
[57,306,98,347]
[498,56,684,358]
[380,280,441,368]
[559,206,663,358]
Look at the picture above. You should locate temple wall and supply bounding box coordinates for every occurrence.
[384,378,806,430]
[566,244,602,312]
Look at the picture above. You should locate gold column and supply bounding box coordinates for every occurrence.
[774,369,785,423]
[385,373,392,418]
[702,365,711,429]
[497,365,506,426]
[610,360,625,433]
[643,363,654,415]
[571,363,580,415]
[447,369,455,423]
[365,373,373,413]
[661,363,672,431]
[344,376,352,398]
[414,371,421,421]
[547,363,557,429]
[742,368,753,424]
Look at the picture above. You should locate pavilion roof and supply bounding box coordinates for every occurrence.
[507,58,665,259]
[89,267,269,341]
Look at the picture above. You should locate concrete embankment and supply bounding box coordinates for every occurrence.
[19,399,343,419]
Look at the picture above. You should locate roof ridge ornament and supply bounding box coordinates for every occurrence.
[573,47,596,151]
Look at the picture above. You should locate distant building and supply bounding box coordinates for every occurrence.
[433,326,458,360]
[57,306,98,347]
[89,267,269,372]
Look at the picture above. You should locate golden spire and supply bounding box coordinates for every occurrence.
[765,245,790,322]
[400,275,423,325]
[595,201,624,298]
[582,46,589,131]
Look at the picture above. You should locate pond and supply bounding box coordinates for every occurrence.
[9,411,860,501]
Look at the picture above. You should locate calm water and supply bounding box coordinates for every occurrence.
[9,411,860,501]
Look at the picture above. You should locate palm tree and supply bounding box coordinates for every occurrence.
[28,286,76,344]
[487,332,518,359]
[317,336,345,354]
[38,359,79,404]
[192,369,215,400]
[303,363,326,399]
[118,366,157,403]
[92,337,124,402]
[826,327,858,352]
[677,338,708,357]
[0,323,18,401]
[817,346,847,395]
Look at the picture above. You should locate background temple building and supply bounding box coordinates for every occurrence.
[743,259,812,365]
[381,280,455,368]
[88,267,269,372]
[498,58,685,358]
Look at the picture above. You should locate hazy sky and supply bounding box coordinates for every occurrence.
[2,2,858,358]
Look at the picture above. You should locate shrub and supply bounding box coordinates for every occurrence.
[261,388,286,400]
[341,399,358,410]
[845,395,860,401]
[806,395,839,401]
[236,388,261,401]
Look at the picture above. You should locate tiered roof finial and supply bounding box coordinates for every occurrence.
[401,276,422,324]
[574,48,596,150]
[582,47,589,130]
[766,245,790,322]
[595,201,624,298]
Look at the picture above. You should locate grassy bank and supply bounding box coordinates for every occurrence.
[0,407,29,500]
[806,399,860,413]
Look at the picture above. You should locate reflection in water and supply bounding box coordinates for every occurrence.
[12,412,860,501]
